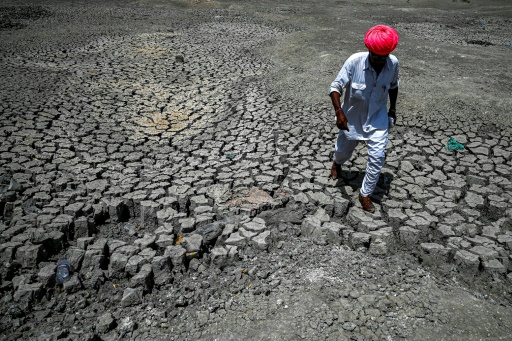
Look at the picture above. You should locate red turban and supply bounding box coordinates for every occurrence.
[364,25,399,55]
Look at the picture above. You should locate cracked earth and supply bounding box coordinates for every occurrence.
[1,0,512,340]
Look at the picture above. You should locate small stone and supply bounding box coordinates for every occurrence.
[464,191,485,209]
[482,259,506,274]
[301,216,322,237]
[125,255,147,275]
[196,310,210,326]
[154,223,174,236]
[155,234,175,248]
[420,243,449,266]
[37,264,56,287]
[66,247,85,271]
[399,226,420,246]
[342,322,357,331]
[96,312,115,334]
[81,249,106,271]
[164,245,186,271]
[497,234,512,250]
[350,232,371,250]
[115,245,141,258]
[195,222,223,246]
[469,245,499,261]
[386,208,408,226]
[130,264,153,293]
[209,247,229,268]
[239,227,258,239]
[481,225,501,241]
[139,248,156,260]
[152,256,172,287]
[121,287,143,307]
[74,216,91,238]
[243,220,266,233]
[77,237,94,250]
[224,232,247,247]
[252,231,271,250]
[109,253,129,279]
[88,238,108,255]
[369,238,387,256]
[13,283,42,310]
[322,222,344,245]
[63,275,82,293]
[118,316,136,333]
[134,233,156,249]
[183,234,203,252]
[15,244,45,268]
[313,207,330,222]
[140,200,160,228]
[454,250,480,272]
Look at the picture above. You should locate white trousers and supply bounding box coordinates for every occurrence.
[333,133,388,197]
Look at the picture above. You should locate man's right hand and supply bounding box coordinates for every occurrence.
[336,110,349,131]
[330,91,349,131]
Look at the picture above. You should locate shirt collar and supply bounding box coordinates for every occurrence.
[364,52,391,71]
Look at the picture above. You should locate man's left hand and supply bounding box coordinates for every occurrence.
[388,109,397,125]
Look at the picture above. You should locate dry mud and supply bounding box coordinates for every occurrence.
[1,0,512,340]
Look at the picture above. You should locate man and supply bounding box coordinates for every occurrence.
[329,25,399,213]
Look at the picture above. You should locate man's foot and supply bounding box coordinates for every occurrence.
[330,161,342,179]
[358,194,375,213]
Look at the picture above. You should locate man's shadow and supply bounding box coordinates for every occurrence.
[334,170,394,204]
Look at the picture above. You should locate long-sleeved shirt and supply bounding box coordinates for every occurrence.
[329,52,399,140]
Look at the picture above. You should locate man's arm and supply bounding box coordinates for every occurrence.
[329,58,352,131]
[388,87,398,124]
[330,91,349,131]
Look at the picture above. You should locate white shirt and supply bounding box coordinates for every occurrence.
[329,52,400,140]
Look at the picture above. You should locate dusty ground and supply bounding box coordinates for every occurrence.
[1,0,512,340]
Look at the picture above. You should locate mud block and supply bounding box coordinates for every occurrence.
[156,207,183,226]
[152,256,172,287]
[399,226,420,247]
[252,231,271,251]
[63,274,83,293]
[224,232,247,247]
[419,243,450,266]
[350,232,371,250]
[13,283,43,310]
[38,264,56,287]
[125,255,147,276]
[0,241,22,264]
[74,216,91,238]
[333,196,350,218]
[16,244,46,268]
[209,246,229,269]
[301,216,322,237]
[454,250,480,273]
[140,200,159,228]
[164,245,186,272]
[155,234,174,248]
[482,259,506,274]
[66,247,85,271]
[134,233,156,249]
[96,312,116,334]
[323,222,343,245]
[77,237,94,250]
[81,249,106,271]
[107,197,130,222]
[109,253,129,279]
[121,287,143,307]
[369,238,388,256]
[469,245,499,261]
[183,234,203,252]
[129,263,153,293]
